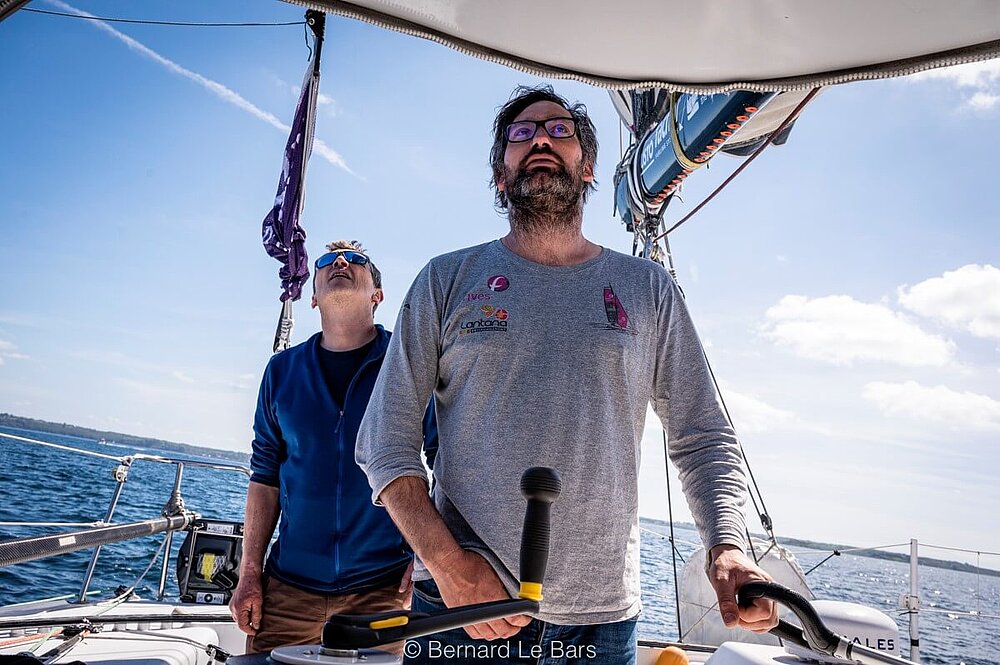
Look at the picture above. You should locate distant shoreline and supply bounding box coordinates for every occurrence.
[4,412,998,578]
[0,413,250,465]
[641,517,1000,578]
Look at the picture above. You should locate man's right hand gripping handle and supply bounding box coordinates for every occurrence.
[320,467,562,650]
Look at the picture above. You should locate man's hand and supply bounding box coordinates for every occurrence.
[399,559,414,610]
[377,478,529,639]
[229,574,264,636]
[431,548,531,641]
[707,545,778,634]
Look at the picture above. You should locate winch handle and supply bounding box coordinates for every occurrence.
[517,466,561,601]
[319,467,561,651]
[738,581,914,665]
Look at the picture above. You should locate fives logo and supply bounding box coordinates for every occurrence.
[487,275,509,292]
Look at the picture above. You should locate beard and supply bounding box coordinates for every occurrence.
[504,151,588,234]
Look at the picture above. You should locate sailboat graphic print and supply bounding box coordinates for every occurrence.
[604,284,630,330]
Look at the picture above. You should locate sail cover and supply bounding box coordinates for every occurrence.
[295,1,1000,93]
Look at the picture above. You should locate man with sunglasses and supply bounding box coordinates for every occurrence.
[232,240,436,654]
[358,86,776,663]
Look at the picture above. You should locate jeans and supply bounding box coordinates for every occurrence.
[405,579,638,665]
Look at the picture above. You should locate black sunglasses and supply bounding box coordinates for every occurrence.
[314,250,370,270]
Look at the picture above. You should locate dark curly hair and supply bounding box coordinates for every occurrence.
[489,85,599,210]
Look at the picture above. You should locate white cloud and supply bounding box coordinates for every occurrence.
[641,386,825,437]
[723,390,795,434]
[0,339,28,364]
[863,381,1000,432]
[969,92,1000,110]
[721,387,834,436]
[317,92,338,116]
[72,349,254,393]
[761,295,954,367]
[908,59,1000,110]
[898,264,1000,339]
[48,0,353,174]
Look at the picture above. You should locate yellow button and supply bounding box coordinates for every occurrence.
[369,616,409,630]
[518,582,543,601]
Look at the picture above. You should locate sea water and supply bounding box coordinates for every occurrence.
[1,427,997,664]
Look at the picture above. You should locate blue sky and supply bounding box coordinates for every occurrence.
[1,1,998,562]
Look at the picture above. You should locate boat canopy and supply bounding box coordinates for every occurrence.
[287,0,1000,93]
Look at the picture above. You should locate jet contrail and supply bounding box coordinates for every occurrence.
[47,0,354,174]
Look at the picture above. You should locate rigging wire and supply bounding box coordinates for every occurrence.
[661,428,684,640]
[652,222,685,641]
[643,212,775,547]
[702,351,776,546]
[19,7,304,27]
[803,550,841,576]
[654,87,822,241]
[649,228,775,547]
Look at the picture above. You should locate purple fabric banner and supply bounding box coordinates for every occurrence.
[261,61,319,302]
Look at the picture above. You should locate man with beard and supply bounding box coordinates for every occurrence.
[356,87,776,664]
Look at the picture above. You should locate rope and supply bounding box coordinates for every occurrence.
[21,539,170,659]
[20,8,304,27]
[0,629,62,650]
[104,535,170,605]
[22,628,63,655]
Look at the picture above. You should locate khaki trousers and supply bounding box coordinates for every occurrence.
[247,575,408,655]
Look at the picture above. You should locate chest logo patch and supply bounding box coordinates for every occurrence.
[595,284,637,336]
[459,305,510,335]
[487,275,510,292]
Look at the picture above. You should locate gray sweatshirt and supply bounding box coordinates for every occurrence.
[357,240,747,624]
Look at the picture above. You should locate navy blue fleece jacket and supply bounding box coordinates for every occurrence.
[250,326,429,594]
